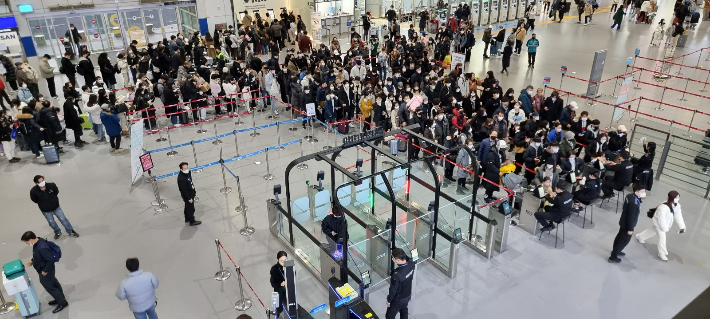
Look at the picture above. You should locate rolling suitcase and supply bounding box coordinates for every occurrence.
[338,122,349,134]
[42,145,60,164]
[2,271,40,318]
[390,139,398,155]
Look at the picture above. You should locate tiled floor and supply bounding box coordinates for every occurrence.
[2,1,710,318]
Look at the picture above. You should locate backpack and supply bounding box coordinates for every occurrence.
[46,240,62,262]
[76,63,84,76]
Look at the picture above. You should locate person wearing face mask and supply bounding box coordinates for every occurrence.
[29,175,79,240]
[492,110,508,139]
[560,149,584,182]
[601,150,634,199]
[21,231,71,314]
[534,157,560,188]
[584,132,608,163]
[485,92,501,120]
[360,93,374,132]
[535,180,573,233]
[525,33,539,67]
[456,138,475,195]
[482,138,507,202]
[410,66,424,88]
[559,101,578,129]
[177,162,202,226]
[541,91,563,123]
[523,137,544,183]
[608,183,646,263]
[559,131,577,158]
[547,122,563,144]
[270,251,290,318]
[636,191,686,261]
[608,124,628,152]
[582,119,601,150]
[518,85,534,115]
[337,80,355,123]
[541,140,561,166]
[433,110,450,145]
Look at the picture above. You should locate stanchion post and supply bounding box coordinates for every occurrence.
[155,119,167,142]
[151,177,168,212]
[214,239,231,281]
[631,97,642,123]
[684,110,697,137]
[678,78,690,102]
[263,148,275,180]
[235,176,248,212]
[297,139,309,170]
[276,122,285,150]
[675,55,685,75]
[700,70,710,92]
[191,141,203,173]
[0,290,14,314]
[656,86,667,111]
[249,110,260,137]
[288,103,298,131]
[212,118,223,145]
[324,123,333,150]
[697,48,704,67]
[634,68,643,90]
[197,113,208,134]
[233,129,241,158]
[239,200,255,236]
[309,117,318,143]
[165,129,178,156]
[235,98,244,125]
[234,267,253,310]
[609,75,621,98]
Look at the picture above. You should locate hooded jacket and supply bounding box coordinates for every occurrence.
[30,182,61,212]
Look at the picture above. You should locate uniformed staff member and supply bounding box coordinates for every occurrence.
[534,180,573,232]
[386,248,414,319]
[321,206,346,243]
[601,150,634,198]
[609,183,646,263]
[177,162,202,226]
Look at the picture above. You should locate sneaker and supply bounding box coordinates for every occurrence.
[608,257,621,263]
[274,110,279,115]
[69,231,79,237]
[617,252,626,257]
[109,148,116,153]
[348,123,355,128]
[635,234,645,244]
[584,23,588,26]
[116,148,126,153]
[54,233,61,239]
[658,253,668,261]
[189,221,202,226]
[0,152,4,157]
[37,154,44,159]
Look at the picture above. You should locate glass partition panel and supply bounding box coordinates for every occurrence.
[83,14,109,53]
[143,9,163,44]
[470,205,493,251]
[28,19,54,58]
[661,135,710,196]
[161,8,179,39]
[347,229,390,289]
[178,6,200,37]
[432,232,451,271]
[292,223,322,275]
[394,211,432,262]
[123,10,146,46]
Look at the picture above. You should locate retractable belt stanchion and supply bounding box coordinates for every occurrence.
[263,148,275,180]
[212,117,223,145]
[155,120,167,142]
[233,129,241,158]
[144,168,153,183]
[235,99,244,125]
[276,122,285,151]
[324,124,333,150]
[700,70,710,93]
[288,103,298,131]
[634,68,643,90]
[239,197,255,236]
[609,75,621,98]
[197,108,208,134]
[684,110,697,137]
[303,117,313,141]
[675,55,685,75]
[234,267,253,311]
[631,97,642,123]
[656,86,667,111]
[250,110,260,137]
[297,139,308,170]
[219,152,233,194]
[235,176,248,213]
[309,117,318,143]
[678,78,690,101]
[214,239,231,281]
[151,177,168,211]
[190,141,203,173]
[165,128,178,156]
[0,290,13,314]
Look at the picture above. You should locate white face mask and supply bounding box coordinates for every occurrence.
[437,115,444,120]
[552,148,559,153]
[304,90,310,94]
[555,128,562,132]
[344,84,349,89]
[456,89,460,92]
[498,116,504,121]
[452,99,457,104]
[468,144,474,149]
[493,94,499,99]
[674,197,680,203]
[637,191,647,198]
[581,117,588,121]
[551,97,557,102]
[181,169,189,174]
[38,181,46,187]
[330,87,334,90]
[618,133,624,137]
[546,164,553,169]
[534,116,539,121]
[514,104,520,109]
[527,90,533,95]
[600,139,607,143]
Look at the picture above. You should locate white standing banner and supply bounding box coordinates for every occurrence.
[306,103,316,116]
[311,12,322,41]
[451,53,465,68]
[130,122,145,184]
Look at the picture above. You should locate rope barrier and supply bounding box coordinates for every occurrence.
[631,66,710,86]
[217,242,267,310]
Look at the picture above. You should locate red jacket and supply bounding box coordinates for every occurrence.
[447,18,459,33]
[0,77,6,91]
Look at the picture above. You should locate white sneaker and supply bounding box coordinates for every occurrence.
[635,234,645,244]
[349,123,355,128]
[37,154,44,159]
[658,253,668,261]
[274,110,279,115]
[0,152,4,157]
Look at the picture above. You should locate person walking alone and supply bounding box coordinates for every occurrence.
[177,162,201,226]
[116,258,160,319]
[636,191,686,261]
[501,41,513,76]
[21,231,69,313]
[526,33,539,68]
[386,248,414,319]
[29,175,79,239]
[611,6,624,29]
[608,183,645,263]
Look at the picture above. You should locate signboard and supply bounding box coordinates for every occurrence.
[342,127,385,147]
[130,122,145,184]
[140,153,154,171]
[311,12,321,41]
[626,57,633,66]
[635,47,641,56]
[34,25,40,30]
[306,103,316,116]
[334,295,351,307]
[585,49,607,98]
[310,304,327,315]
[543,76,551,86]
[94,33,99,38]
[451,53,465,68]
[91,19,97,24]
[560,65,567,74]
[613,76,634,121]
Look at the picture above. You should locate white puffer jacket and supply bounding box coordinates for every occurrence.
[653,202,686,233]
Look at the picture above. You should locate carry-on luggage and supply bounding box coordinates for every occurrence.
[398,138,407,152]
[15,275,40,318]
[3,259,25,280]
[691,12,700,23]
[390,139,399,155]
[338,122,349,134]
[80,113,92,130]
[42,144,60,164]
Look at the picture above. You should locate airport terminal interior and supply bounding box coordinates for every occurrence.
[2,0,710,318]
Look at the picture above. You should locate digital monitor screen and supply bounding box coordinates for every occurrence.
[361,271,370,286]
[454,228,462,241]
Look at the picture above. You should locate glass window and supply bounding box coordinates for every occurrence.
[161,8,179,39]
[143,9,163,44]
[83,14,108,53]
[123,10,146,47]
[178,7,199,37]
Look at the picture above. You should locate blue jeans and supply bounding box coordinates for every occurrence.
[261,44,269,55]
[93,123,104,140]
[42,207,74,235]
[496,42,503,55]
[261,89,271,108]
[170,115,178,125]
[379,66,387,81]
[133,305,158,319]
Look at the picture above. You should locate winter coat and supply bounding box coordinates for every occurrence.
[99,60,117,85]
[456,146,473,178]
[39,59,55,79]
[85,103,103,124]
[62,100,81,129]
[115,269,159,313]
[613,7,625,24]
[518,89,533,115]
[16,113,43,139]
[18,87,33,103]
[100,111,122,136]
[484,146,505,193]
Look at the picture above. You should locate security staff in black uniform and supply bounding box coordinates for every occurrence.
[386,248,414,319]
[269,251,289,317]
[534,180,574,232]
[609,184,646,263]
[601,151,634,198]
[177,162,202,226]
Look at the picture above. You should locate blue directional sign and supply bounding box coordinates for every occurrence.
[310,303,327,315]
[335,295,351,307]
[635,48,641,56]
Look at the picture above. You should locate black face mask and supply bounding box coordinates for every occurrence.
[490,136,497,141]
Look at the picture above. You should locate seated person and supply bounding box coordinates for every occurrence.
[540,141,561,167]
[601,150,634,198]
[559,151,585,183]
[534,180,574,232]
[573,169,601,211]
[533,158,560,189]
[321,207,346,243]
